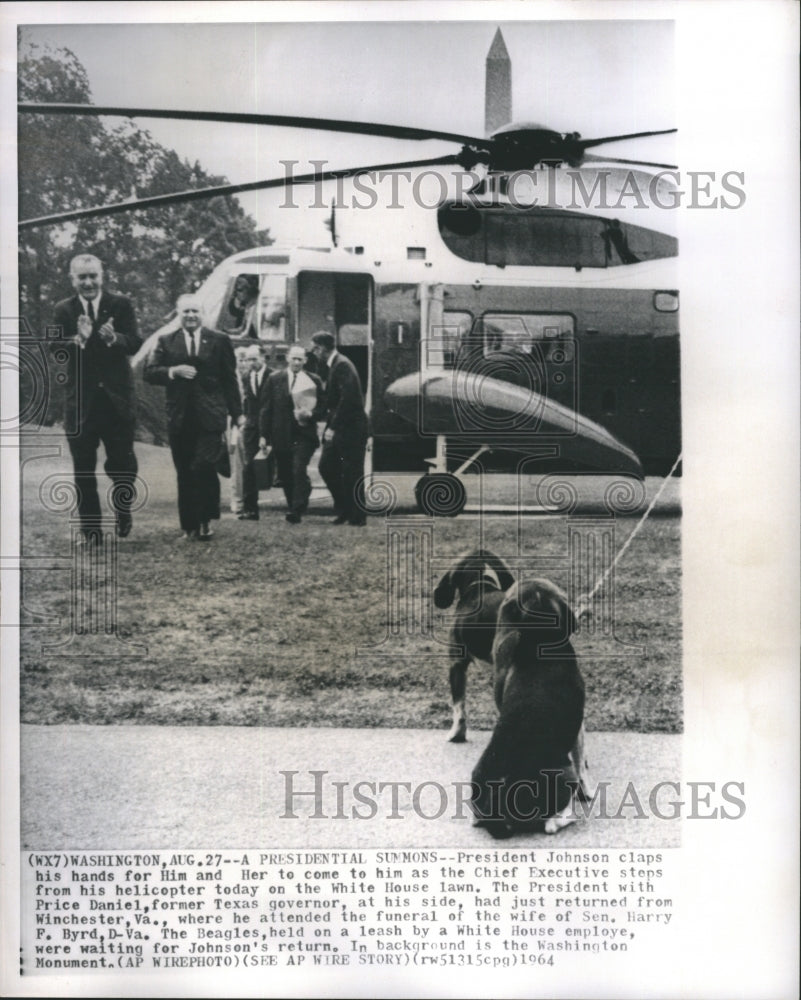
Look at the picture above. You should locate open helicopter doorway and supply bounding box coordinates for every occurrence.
[295,271,372,405]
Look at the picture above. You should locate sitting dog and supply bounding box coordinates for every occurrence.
[471,579,586,838]
[433,549,515,743]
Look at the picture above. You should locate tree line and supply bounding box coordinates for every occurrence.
[18,43,271,441]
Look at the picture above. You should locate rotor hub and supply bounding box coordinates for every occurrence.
[486,122,584,171]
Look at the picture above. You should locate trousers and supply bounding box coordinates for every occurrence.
[168,419,222,531]
[318,429,367,521]
[67,389,138,533]
[273,438,317,516]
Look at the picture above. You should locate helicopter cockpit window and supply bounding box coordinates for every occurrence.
[219,274,260,336]
[213,273,287,340]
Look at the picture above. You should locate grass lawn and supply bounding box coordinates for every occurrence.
[19,436,681,732]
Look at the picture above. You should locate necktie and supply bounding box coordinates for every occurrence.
[291,372,298,391]
[87,300,95,323]
[188,333,196,357]
[252,372,259,396]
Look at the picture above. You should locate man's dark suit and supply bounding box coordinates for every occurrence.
[51,291,142,534]
[318,352,369,524]
[144,327,242,532]
[241,366,273,518]
[259,369,324,518]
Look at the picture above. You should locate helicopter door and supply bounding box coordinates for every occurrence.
[334,274,372,411]
[295,271,372,405]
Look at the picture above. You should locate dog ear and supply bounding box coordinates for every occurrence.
[435,550,477,607]
[515,580,577,636]
[480,550,515,592]
[497,583,522,624]
[537,581,578,637]
[492,628,519,660]
[433,569,455,609]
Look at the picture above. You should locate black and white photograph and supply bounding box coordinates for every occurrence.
[1,2,798,998]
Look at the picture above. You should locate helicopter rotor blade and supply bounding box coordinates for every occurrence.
[18,154,463,231]
[18,102,489,149]
[582,153,678,170]
[578,127,677,150]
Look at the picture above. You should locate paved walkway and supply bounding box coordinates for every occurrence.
[22,436,682,518]
[22,726,681,848]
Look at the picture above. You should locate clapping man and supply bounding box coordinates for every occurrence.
[311,331,369,526]
[145,294,243,540]
[52,253,142,542]
[259,345,323,524]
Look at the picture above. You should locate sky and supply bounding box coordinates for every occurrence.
[18,18,674,245]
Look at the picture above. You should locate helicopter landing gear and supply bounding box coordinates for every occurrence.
[414,473,467,517]
[414,436,491,516]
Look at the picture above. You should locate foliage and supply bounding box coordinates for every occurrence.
[18,43,271,438]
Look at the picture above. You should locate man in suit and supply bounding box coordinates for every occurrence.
[259,345,324,524]
[145,293,243,540]
[229,346,249,515]
[52,253,142,542]
[311,331,369,526]
[239,343,272,520]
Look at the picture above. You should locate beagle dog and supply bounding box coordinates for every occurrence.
[471,579,587,838]
[433,549,516,743]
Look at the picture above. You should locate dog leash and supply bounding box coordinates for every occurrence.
[575,451,683,620]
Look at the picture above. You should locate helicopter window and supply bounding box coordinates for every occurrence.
[480,313,575,360]
[257,274,288,341]
[219,274,260,335]
[197,266,234,331]
[439,203,678,268]
[654,291,679,312]
[486,213,608,269]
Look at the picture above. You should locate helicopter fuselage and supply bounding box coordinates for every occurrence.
[174,218,679,479]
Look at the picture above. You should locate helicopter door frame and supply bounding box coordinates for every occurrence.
[291,269,375,488]
[361,287,374,486]
[331,272,374,491]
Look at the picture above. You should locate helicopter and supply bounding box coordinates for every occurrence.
[18,29,680,516]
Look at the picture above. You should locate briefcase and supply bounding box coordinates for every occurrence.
[253,454,274,490]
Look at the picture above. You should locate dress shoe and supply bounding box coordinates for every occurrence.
[348,517,367,527]
[199,522,214,540]
[237,511,259,521]
[286,512,301,524]
[180,530,199,541]
[116,513,133,538]
[331,515,348,525]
